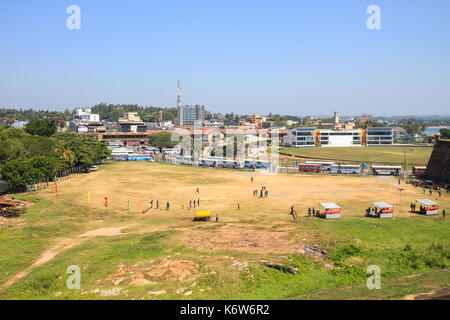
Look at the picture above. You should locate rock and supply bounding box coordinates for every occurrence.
[148,290,166,295]
[99,288,126,297]
[184,291,192,296]
[288,267,298,275]
[323,263,334,270]
[176,287,186,294]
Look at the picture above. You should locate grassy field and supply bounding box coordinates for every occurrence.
[279,146,433,168]
[0,162,448,300]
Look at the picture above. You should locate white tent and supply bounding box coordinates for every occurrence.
[415,199,439,215]
[368,202,394,218]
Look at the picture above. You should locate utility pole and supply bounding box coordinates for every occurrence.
[403,151,407,178]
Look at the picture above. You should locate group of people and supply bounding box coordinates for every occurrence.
[308,207,324,218]
[365,206,382,218]
[147,199,170,211]
[185,198,200,209]
[252,187,269,198]
[145,186,202,213]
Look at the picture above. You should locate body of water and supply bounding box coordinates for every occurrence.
[422,127,449,135]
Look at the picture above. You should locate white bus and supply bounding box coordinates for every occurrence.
[331,164,361,174]
[175,155,193,165]
[371,165,402,176]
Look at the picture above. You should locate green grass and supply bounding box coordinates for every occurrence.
[280,146,432,167]
[0,162,448,300]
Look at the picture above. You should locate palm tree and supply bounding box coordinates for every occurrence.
[56,142,75,166]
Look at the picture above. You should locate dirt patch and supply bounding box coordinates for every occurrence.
[0,226,131,291]
[183,225,305,254]
[146,259,200,281]
[404,288,450,300]
[0,196,35,218]
[104,258,200,287]
[78,227,127,238]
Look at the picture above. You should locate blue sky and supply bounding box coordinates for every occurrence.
[0,0,449,116]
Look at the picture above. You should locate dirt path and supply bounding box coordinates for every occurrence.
[0,226,129,291]
[281,268,449,300]
[404,288,450,300]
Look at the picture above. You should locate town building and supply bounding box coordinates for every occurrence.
[69,108,103,133]
[177,105,205,126]
[118,112,146,133]
[286,127,393,147]
[366,127,394,145]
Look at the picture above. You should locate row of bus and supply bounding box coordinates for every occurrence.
[174,156,271,169]
[297,161,404,176]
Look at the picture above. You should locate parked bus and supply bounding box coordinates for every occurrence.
[199,158,222,167]
[412,166,427,178]
[305,161,335,171]
[331,164,361,174]
[371,165,402,176]
[222,159,243,169]
[244,159,270,169]
[298,163,322,173]
[175,155,193,165]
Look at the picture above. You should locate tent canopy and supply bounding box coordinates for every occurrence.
[320,202,342,210]
[415,199,439,206]
[370,201,394,209]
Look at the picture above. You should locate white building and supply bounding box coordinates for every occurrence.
[69,108,101,133]
[286,127,393,147]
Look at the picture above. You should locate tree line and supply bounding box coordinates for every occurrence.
[0,121,110,191]
[91,103,178,123]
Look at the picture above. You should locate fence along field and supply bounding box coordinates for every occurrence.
[0,161,448,300]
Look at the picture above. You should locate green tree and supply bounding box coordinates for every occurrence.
[148,132,177,150]
[25,118,57,137]
[403,122,420,136]
[439,128,450,139]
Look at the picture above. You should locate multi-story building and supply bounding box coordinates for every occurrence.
[69,108,102,133]
[118,112,146,133]
[286,127,393,147]
[365,127,394,145]
[177,105,205,126]
[286,128,317,147]
[318,129,363,147]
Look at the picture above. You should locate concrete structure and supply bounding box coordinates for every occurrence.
[118,112,146,133]
[177,105,205,126]
[69,108,103,133]
[319,129,362,147]
[286,127,393,147]
[393,127,408,139]
[366,127,394,145]
[425,139,450,184]
[334,111,340,126]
